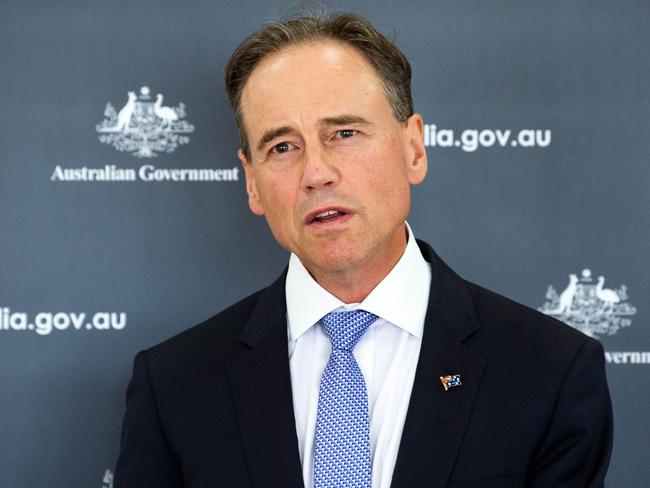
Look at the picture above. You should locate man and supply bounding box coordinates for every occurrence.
[114,13,613,488]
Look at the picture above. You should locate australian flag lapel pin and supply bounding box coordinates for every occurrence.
[440,373,462,391]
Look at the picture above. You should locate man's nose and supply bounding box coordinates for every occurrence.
[300,144,339,191]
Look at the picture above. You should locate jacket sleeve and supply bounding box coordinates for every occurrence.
[114,350,184,488]
[528,338,614,487]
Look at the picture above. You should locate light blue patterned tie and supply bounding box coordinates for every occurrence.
[313,310,379,488]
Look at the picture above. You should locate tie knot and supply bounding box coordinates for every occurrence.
[319,310,378,352]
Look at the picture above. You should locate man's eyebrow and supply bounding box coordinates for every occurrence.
[256,126,294,153]
[319,115,372,127]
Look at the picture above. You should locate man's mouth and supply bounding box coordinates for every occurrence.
[314,209,344,222]
[306,207,353,225]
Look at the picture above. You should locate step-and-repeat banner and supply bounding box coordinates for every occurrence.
[1,0,647,486]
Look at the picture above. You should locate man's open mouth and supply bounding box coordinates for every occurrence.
[306,208,352,225]
[314,209,344,222]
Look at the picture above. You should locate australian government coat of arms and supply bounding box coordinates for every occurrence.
[96,86,194,158]
[538,269,636,338]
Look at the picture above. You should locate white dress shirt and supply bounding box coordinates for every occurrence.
[286,222,432,488]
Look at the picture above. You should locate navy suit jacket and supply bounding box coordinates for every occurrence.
[114,241,613,487]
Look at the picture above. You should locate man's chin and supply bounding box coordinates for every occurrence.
[299,245,367,276]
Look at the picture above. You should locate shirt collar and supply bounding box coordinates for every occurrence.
[285,222,431,342]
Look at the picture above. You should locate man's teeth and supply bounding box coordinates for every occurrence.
[314,210,342,221]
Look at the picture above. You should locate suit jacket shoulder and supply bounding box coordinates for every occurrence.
[145,286,265,372]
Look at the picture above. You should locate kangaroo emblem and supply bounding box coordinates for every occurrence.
[107,91,137,132]
[555,274,578,314]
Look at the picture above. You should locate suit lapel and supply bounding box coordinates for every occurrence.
[225,272,305,488]
[391,241,486,488]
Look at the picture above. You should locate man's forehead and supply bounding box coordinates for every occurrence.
[240,40,387,131]
[247,40,374,82]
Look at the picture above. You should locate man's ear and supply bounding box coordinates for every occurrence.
[404,113,428,185]
[238,149,265,216]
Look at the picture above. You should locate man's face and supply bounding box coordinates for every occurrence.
[238,41,427,278]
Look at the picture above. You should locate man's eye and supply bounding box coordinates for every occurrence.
[337,129,357,139]
[271,142,291,154]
